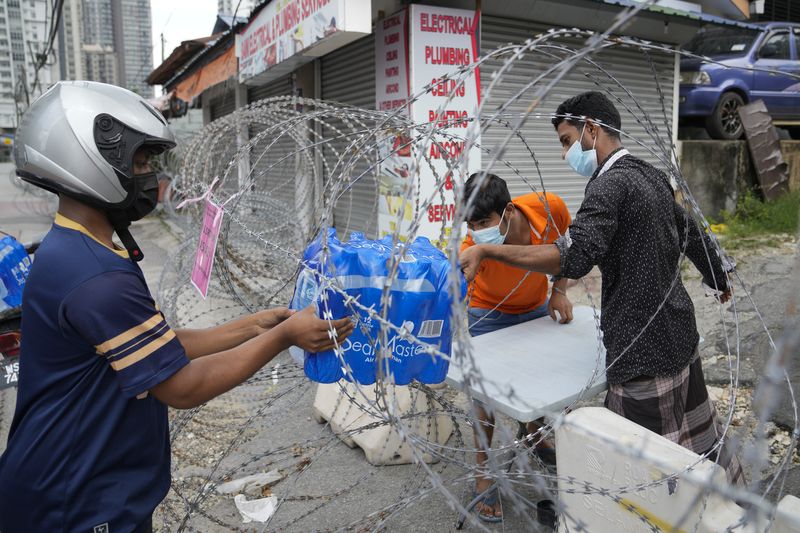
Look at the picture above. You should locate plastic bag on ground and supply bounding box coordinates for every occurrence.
[233,494,278,523]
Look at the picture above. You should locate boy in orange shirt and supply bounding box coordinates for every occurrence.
[461,172,573,522]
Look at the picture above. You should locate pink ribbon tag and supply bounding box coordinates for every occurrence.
[190,196,224,299]
[179,177,244,299]
[176,176,220,211]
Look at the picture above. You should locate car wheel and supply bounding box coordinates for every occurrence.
[705,92,745,140]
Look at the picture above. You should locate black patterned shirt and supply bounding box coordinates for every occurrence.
[554,149,729,384]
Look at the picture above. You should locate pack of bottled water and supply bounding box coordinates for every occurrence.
[0,236,31,313]
[289,229,464,385]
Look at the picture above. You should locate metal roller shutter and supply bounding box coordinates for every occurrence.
[246,74,302,229]
[247,74,293,102]
[480,15,677,215]
[755,0,800,22]
[208,89,236,121]
[320,34,379,238]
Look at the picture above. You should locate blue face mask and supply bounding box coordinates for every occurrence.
[470,208,509,245]
[566,126,598,178]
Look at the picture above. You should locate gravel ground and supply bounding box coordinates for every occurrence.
[150,234,798,531]
[1,161,797,530]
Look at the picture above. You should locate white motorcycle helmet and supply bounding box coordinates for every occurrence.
[14,81,177,261]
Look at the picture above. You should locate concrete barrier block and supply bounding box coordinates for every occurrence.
[679,140,750,219]
[775,495,800,533]
[556,407,761,533]
[312,381,453,465]
[312,382,358,447]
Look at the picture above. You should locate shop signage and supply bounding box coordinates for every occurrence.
[237,0,371,83]
[375,5,481,243]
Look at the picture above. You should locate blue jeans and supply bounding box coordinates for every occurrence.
[467,300,550,337]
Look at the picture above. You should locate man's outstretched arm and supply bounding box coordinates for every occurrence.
[174,308,294,360]
[460,171,626,282]
[151,307,354,409]
[460,243,561,281]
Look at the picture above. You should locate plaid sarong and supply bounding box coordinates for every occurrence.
[605,355,745,487]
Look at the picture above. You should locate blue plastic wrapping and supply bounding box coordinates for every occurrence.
[290,229,465,385]
[0,236,31,312]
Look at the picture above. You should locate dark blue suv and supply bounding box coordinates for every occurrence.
[679,23,800,139]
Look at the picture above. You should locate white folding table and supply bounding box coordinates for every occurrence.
[446,305,608,422]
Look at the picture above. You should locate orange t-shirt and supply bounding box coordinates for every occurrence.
[461,192,572,314]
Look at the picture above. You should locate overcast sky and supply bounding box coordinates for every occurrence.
[150,0,219,94]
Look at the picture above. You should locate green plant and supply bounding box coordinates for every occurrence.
[709,191,799,251]
[720,191,799,237]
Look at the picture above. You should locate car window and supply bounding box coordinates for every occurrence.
[795,29,800,60]
[759,31,791,60]
[683,27,759,56]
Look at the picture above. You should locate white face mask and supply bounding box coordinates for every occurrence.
[470,208,510,245]
[565,125,598,178]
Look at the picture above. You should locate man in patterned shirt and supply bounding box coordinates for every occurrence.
[460,91,743,486]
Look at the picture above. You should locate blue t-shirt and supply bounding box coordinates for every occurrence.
[0,214,189,532]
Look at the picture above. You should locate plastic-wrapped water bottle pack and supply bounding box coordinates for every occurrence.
[290,229,464,385]
[0,236,31,312]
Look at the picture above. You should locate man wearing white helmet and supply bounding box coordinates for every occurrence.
[0,81,354,532]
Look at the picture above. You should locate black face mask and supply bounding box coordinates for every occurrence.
[105,171,160,262]
[125,171,159,222]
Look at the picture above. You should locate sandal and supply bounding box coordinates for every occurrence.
[473,486,503,523]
